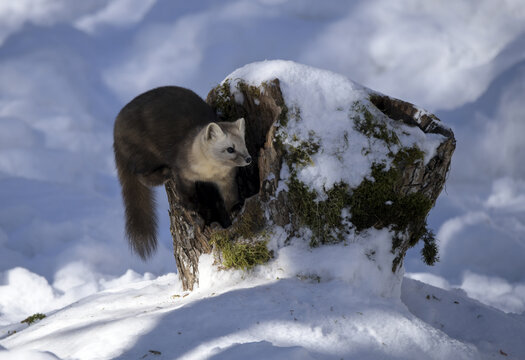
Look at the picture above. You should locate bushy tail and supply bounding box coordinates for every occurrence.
[117,164,158,260]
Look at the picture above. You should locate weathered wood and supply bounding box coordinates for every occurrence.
[165,179,212,291]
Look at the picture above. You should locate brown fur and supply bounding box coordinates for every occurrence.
[113,86,250,259]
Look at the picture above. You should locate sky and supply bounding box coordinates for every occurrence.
[0,0,525,322]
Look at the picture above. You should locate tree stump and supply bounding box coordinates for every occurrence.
[166,74,455,291]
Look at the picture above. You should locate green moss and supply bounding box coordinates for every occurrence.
[211,203,272,270]
[287,131,320,167]
[213,235,271,270]
[393,146,425,168]
[349,147,438,265]
[21,313,46,325]
[279,100,438,265]
[351,102,400,147]
[278,123,349,246]
[275,105,320,168]
[420,228,439,266]
[287,175,351,246]
[278,102,289,127]
[212,80,267,122]
[212,80,238,121]
[348,102,439,266]
[273,103,290,151]
[238,81,262,99]
[350,162,431,230]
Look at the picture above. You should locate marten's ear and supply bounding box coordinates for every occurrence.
[206,123,224,140]
[235,118,245,134]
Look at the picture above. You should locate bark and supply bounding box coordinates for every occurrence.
[165,179,212,291]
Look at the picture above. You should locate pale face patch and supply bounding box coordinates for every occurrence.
[206,118,251,168]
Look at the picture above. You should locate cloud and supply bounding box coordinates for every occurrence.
[74,0,156,34]
[300,0,525,110]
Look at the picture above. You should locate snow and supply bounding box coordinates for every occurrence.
[0,256,482,360]
[2,255,522,359]
[1,1,525,359]
[227,60,443,193]
[402,278,525,358]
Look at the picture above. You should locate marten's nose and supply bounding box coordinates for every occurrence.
[245,156,252,164]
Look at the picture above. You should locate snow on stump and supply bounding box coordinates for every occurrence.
[166,61,455,291]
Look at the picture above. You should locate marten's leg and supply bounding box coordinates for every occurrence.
[137,166,172,187]
[216,172,240,212]
[195,181,231,228]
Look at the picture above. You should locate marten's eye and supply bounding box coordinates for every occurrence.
[227,147,235,153]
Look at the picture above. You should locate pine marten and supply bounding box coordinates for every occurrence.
[113,86,251,259]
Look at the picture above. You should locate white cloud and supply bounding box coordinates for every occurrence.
[300,0,525,110]
[74,0,156,34]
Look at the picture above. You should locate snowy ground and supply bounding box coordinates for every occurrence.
[1,257,523,359]
[1,0,525,359]
[2,244,524,360]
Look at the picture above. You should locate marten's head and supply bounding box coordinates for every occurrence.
[204,118,252,168]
